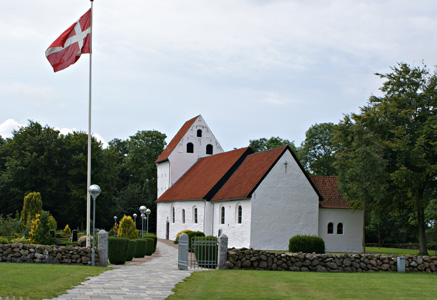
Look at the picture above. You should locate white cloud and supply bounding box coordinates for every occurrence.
[0,119,25,138]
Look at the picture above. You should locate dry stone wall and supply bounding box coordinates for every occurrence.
[0,243,99,265]
[224,248,437,273]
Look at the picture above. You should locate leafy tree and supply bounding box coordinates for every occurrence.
[334,63,437,254]
[249,137,298,153]
[300,123,338,176]
[118,215,138,239]
[21,192,43,226]
[28,211,56,245]
[0,213,24,236]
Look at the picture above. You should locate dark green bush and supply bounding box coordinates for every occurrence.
[108,237,128,264]
[125,239,136,261]
[134,239,147,258]
[144,238,155,256]
[143,233,157,251]
[0,236,9,244]
[187,231,205,252]
[193,236,217,269]
[288,235,325,254]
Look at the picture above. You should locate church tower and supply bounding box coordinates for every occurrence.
[155,115,224,198]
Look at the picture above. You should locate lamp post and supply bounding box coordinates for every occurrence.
[114,216,117,225]
[133,213,137,227]
[139,205,147,238]
[88,184,101,267]
[145,208,151,233]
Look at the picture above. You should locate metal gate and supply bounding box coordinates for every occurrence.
[189,237,218,269]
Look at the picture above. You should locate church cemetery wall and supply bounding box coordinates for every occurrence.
[224,248,437,273]
[0,243,99,265]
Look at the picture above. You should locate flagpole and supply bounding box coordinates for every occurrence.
[86,0,94,248]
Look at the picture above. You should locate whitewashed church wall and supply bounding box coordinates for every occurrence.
[156,161,170,198]
[318,208,363,253]
[212,199,251,248]
[156,201,206,240]
[250,151,319,251]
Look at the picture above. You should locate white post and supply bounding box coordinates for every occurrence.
[86,0,94,247]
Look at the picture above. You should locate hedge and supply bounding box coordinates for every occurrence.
[134,239,148,258]
[289,235,325,254]
[108,237,129,264]
[126,239,137,261]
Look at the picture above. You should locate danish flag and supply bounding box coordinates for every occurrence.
[45,9,91,72]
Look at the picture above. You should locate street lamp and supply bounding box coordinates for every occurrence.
[139,205,147,238]
[145,208,151,233]
[133,213,137,226]
[88,184,101,267]
[114,216,117,225]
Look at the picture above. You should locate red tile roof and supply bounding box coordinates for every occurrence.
[211,146,287,201]
[156,147,251,201]
[310,176,351,209]
[155,115,199,163]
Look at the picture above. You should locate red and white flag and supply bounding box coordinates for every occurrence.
[45,9,91,72]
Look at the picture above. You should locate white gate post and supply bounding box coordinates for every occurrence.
[178,233,189,270]
[218,234,228,269]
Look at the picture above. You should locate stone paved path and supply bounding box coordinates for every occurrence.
[45,240,192,300]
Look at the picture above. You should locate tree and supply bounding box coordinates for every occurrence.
[21,192,43,226]
[300,123,338,176]
[334,63,437,254]
[29,211,56,245]
[118,215,138,239]
[249,137,298,153]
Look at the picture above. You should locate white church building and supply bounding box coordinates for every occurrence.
[155,115,363,252]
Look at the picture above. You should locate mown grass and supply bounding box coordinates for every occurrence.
[168,270,437,300]
[0,263,108,300]
[365,246,437,256]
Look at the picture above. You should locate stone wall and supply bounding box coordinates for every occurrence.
[0,243,99,265]
[224,248,437,273]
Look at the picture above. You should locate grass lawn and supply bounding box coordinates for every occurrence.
[365,247,437,256]
[0,263,109,300]
[168,270,437,300]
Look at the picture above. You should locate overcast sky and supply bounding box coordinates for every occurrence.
[1,0,436,150]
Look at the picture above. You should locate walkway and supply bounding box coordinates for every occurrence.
[47,240,192,300]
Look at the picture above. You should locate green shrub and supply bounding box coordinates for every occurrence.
[125,240,136,261]
[288,235,325,254]
[143,233,157,252]
[47,214,57,232]
[63,224,71,236]
[134,239,147,258]
[21,192,43,226]
[108,237,129,264]
[11,236,29,244]
[118,215,138,239]
[187,231,205,251]
[193,236,217,269]
[28,211,56,245]
[0,213,24,236]
[144,238,155,256]
[0,236,9,244]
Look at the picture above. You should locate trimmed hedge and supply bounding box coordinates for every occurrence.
[143,233,157,252]
[289,235,325,254]
[144,238,155,256]
[193,236,217,269]
[126,239,137,261]
[108,237,129,264]
[135,239,148,258]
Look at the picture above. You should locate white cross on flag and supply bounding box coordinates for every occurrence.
[45,9,91,72]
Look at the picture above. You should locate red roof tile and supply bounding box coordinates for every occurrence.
[310,176,351,209]
[156,147,251,201]
[211,146,287,201]
[155,116,199,163]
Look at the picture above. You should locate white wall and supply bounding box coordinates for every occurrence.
[212,199,251,248]
[250,151,320,251]
[157,161,170,198]
[156,200,207,240]
[318,208,364,253]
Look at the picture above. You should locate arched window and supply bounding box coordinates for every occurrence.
[193,207,198,223]
[221,206,225,224]
[238,205,242,224]
[187,142,194,153]
[327,222,333,234]
[337,223,343,234]
[206,144,213,155]
[197,129,202,137]
[172,207,175,223]
[182,209,185,224]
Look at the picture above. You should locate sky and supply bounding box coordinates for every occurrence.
[1,0,436,150]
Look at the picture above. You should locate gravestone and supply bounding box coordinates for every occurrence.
[49,230,54,237]
[72,230,78,242]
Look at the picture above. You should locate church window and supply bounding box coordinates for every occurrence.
[197,129,202,137]
[187,142,194,153]
[172,207,175,223]
[327,222,333,234]
[194,207,198,223]
[182,209,185,224]
[337,223,343,234]
[206,144,213,155]
[238,205,242,224]
[221,206,225,224]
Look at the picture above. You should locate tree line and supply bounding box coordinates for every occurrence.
[0,62,435,253]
